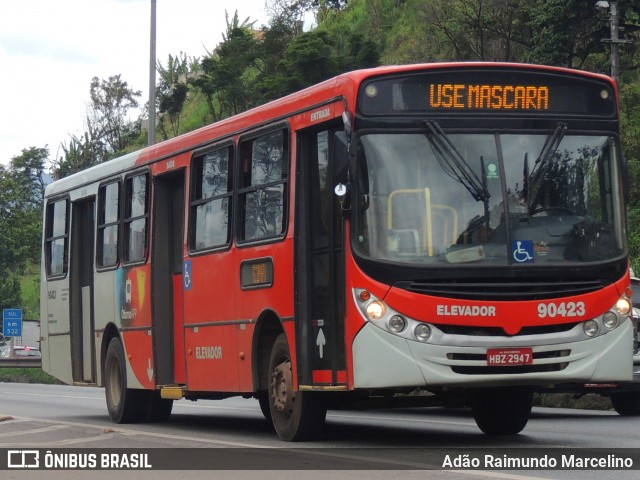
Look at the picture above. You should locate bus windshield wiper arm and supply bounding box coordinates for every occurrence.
[528,122,567,209]
[529,122,567,182]
[425,121,490,203]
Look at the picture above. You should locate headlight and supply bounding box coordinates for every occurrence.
[583,319,599,337]
[365,301,386,320]
[616,297,631,316]
[414,323,432,342]
[602,311,619,330]
[354,288,436,343]
[388,315,407,333]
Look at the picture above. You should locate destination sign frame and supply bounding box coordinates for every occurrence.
[359,68,616,117]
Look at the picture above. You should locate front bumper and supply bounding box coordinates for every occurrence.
[352,319,633,389]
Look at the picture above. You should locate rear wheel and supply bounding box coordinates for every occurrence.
[104,337,147,423]
[472,386,533,435]
[610,391,640,416]
[268,333,326,441]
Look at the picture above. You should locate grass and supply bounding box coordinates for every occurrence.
[0,368,63,385]
[534,393,612,410]
[19,273,40,320]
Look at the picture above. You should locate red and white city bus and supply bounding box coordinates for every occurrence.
[41,62,634,441]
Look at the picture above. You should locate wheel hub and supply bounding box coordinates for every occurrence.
[271,359,294,413]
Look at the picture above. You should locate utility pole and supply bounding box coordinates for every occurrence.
[609,1,621,80]
[148,0,157,145]
[597,1,631,82]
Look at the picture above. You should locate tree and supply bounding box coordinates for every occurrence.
[0,147,48,311]
[0,165,23,310]
[266,0,310,35]
[157,53,192,139]
[312,0,348,9]
[51,75,142,178]
[277,30,339,93]
[266,0,349,29]
[524,0,608,68]
[397,0,529,62]
[214,11,260,114]
[193,11,260,119]
[10,146,48,204]
[52,122,106,179]
[254,17,301,102]
[88,75,142,155]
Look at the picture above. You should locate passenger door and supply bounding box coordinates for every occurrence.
[295,125,346,386]
[69,199,96,383]
[151,169,186,386]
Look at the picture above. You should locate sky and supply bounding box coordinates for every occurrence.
[0,0,271,166]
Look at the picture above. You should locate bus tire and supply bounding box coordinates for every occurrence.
[268,333,326,441]
[472,386,533,435]
[257,392,272,421]
[104,337,146,424]
[610,391,640,416]
[145,391,174,422]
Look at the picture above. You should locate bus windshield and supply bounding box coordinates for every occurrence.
[354,129,625,266]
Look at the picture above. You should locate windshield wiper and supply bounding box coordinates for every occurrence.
[425,121,490,203]
[528,122,567,211]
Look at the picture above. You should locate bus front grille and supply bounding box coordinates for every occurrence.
[396,278,605,301]
[436,323,578,336]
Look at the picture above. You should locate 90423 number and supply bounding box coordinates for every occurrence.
[537,301,586,318]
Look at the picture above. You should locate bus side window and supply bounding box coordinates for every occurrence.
[45,198,69,278]
[190,145,233,251]
[239,129,289,242]
[97,181,120,268]
[124,173,149,264]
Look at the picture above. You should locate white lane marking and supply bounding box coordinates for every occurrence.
[0,432,118,448]
[0,414,268,448]
[0,391,103,401]
[0,424,69,437]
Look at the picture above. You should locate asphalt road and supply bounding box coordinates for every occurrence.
[0,382,639,480]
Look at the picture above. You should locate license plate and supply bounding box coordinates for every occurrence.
[487,348,533,366]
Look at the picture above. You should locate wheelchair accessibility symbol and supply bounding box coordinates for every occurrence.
[512,240,534,263]
[184,260,193,290]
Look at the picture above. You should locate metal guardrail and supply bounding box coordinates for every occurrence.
[0,358,42,368]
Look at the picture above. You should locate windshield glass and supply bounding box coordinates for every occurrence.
[355,131,625,266]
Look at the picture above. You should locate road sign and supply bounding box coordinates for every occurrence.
[3,309,23,337]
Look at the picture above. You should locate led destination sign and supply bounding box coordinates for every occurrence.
[429,83,549,111]
[359,68,615,117]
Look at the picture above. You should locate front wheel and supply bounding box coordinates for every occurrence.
[146,391,174,422]
[610,391,640,416]
[104,337,147,423]
[472,386,533,435]
[268,333,326,441]
[257,392,272,421]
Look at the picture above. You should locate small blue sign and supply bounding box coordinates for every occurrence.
[183,260,193,291]
[3,308,23,337]
[512,240,535,263]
